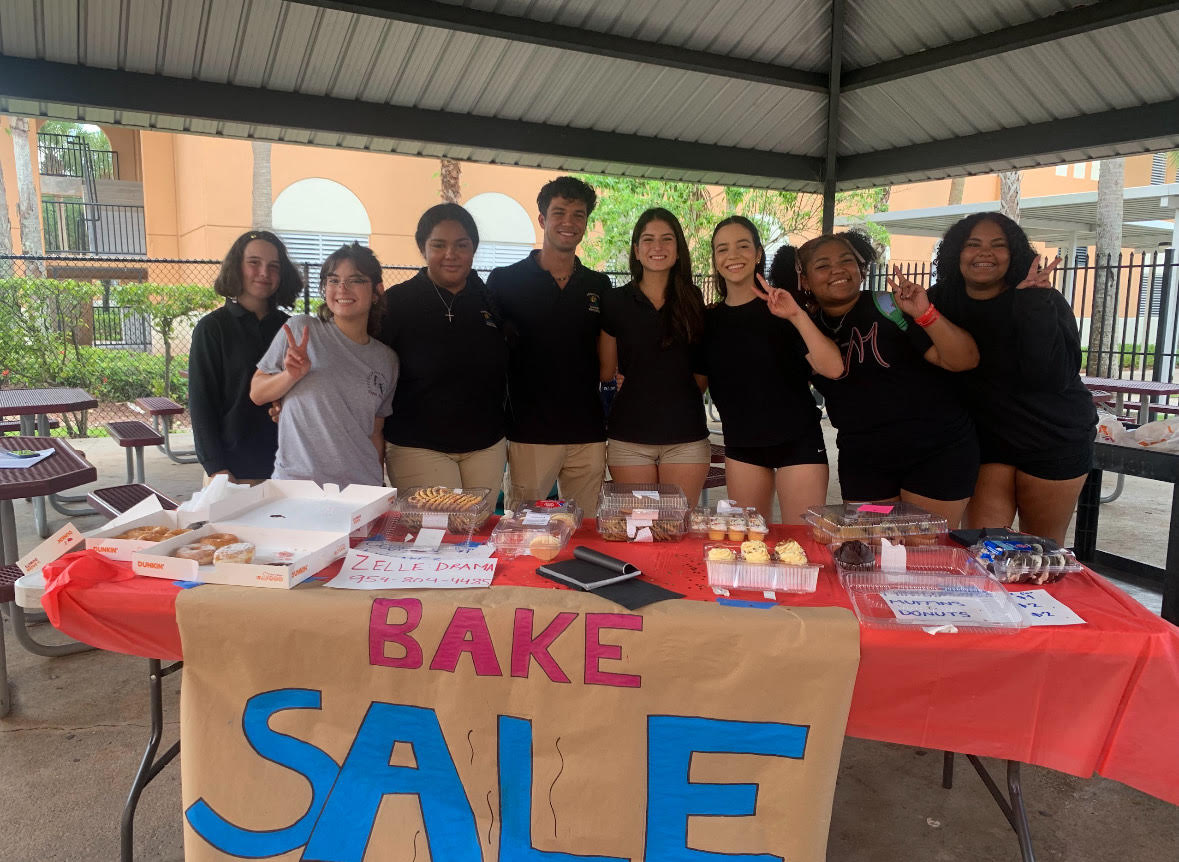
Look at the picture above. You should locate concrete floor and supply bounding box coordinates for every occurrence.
[1,428,1177,860]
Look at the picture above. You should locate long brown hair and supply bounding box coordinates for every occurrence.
[629,208,704,346]
[316,243,385,337]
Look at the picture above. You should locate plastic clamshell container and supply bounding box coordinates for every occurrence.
[704,541,819,594]
[687,505,769,542]
[596,482,689,542]
[490,515,574,560]
[836,545,1026,633]
[804,502,948,546]
[516,499,584,530]
[393,486,494,534]
[969,540,1082,585]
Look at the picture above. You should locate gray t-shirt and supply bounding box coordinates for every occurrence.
[258,314,398,487]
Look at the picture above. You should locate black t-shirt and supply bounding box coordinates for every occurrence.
[810,292,973,447]
[928,284,1097,453]
[701,297,820,447]
[600,282,707,445]
[487,251,609,444]
[188,301,290,480]
[379,269,507,453]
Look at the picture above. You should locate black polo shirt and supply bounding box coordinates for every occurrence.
[810,291,972,448]
[380,269,507,453]
[600,282,707,444]
[701,298,820,447]
[188,300,289,479]
[487,251,609,444]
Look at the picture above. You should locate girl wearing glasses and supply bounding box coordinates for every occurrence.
[251,243,399,488]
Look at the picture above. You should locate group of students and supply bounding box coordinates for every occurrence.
[188,176,1097,546]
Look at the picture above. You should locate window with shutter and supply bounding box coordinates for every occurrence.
[276,232,369,296]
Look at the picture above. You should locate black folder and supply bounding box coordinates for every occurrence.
[537,546,682,610]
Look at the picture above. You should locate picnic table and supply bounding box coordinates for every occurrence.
[1081,376,1179,424]
[0,388,99,536]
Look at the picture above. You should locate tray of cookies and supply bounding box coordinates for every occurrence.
[393,486,495,533]
[804,502,948,547]
[969,538,1082,585]
[704,538,820,594]
[596,482,689,542]
[489,512,575,561]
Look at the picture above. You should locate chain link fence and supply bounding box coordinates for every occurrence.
[16,250,1167,439]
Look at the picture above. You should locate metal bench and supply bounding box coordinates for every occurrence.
[86,483,180,520]
[103,420,165,484]
[132,397,198,465]
[0,418,60,434]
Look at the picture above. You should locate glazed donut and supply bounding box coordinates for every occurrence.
[118,526,158,539]
[161,528,190,539]
[203,533,240,549]
[213,542,255,564]
[174,543,215,565]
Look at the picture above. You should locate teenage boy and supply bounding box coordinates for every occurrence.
[487,177,611,513]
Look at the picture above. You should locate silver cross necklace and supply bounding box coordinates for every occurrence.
[429,277,458,323]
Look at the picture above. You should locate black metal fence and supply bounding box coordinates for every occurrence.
[2,251,1173,437]
[41,200,148,256]
[37,132,120,181]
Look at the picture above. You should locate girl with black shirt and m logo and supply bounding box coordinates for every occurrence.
[764,232,980,529]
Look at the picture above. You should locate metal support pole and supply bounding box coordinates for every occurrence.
[821,0,845,234]
[121,658,183,862]
[1155,241,1177,384]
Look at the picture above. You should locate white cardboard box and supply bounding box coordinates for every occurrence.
[86,480,392,564]
[131,523,349,589]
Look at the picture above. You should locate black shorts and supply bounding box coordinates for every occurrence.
[838,433,980,502]
[725,426,828,470]
[979,437,1094,481]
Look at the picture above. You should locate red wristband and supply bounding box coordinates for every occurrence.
[915,305,941,327]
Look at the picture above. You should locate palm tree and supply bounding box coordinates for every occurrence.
[10,117,44,275]
[947,176,965,206]
[440,158,461,203]
[998,171,1021,223]
[251,141,272,229]
[1088,158,1125,377]
[0,134,13,258]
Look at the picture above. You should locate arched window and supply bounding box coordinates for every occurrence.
[273,178,372,291]
[464,192,537,273]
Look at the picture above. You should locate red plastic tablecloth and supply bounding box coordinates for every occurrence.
[41,523,1179,807]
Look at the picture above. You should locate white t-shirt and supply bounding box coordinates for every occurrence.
[258,315,398,487]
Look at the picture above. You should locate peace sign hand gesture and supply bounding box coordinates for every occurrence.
[1016,256,1061,290]
[752,273,803,321]
[887,265,931,318]
[282,324,311,382]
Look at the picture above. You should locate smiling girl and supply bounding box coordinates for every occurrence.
[699,216,843,521]
[250,243,399,488]
[766,231,980,527]
[928,213,1096,544]
[598,208,710,501]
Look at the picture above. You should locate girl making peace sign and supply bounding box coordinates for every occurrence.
[251,243,399,488]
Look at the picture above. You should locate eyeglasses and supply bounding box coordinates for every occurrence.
[324,276,371,288]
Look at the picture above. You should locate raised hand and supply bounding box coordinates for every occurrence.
[282,324,311,382]
[1016,255,1061,290]
[886,265,930,317]
[752,273,803,321]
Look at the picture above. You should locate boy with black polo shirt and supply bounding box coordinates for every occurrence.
[487,177,612,513]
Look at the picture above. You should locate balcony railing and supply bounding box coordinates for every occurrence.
[37,132,120,180]
[41,200,147,256]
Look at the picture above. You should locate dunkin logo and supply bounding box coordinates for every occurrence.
[138,560,166,570]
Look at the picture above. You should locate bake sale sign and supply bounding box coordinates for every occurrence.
[176,585,859,861]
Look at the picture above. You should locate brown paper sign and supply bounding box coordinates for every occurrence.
[177,585,859,861]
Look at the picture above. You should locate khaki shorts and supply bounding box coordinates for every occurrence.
[606,437,711,468]
[386,439,508,492]
[506,441,606,513]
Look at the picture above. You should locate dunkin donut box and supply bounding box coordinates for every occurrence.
[130,522,349,589]
[126,480,394,588]
[87,480,392,563]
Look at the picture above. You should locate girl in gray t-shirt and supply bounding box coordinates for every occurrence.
[252,244,398,488]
